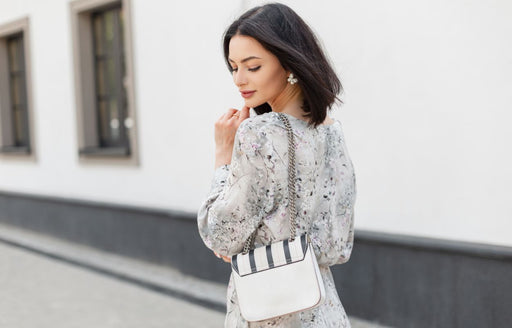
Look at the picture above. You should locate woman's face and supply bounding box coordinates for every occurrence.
[228,34,289,108]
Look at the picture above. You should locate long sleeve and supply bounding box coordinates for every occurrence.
[197,120,275,257]
[307,127,357,268]
[310,206,355,267]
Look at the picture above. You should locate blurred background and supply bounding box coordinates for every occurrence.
[0,0,510,327]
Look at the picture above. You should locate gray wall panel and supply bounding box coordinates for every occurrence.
[1,191,511,327]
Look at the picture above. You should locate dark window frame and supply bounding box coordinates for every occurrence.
[0,17,33,157]
[71,0,138,162]
[5,33,30,151]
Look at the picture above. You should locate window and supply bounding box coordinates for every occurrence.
[92,6,128,149]
[0,18,33,156]
[71,0,138,163]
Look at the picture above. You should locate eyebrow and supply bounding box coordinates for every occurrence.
[228,56,262,64]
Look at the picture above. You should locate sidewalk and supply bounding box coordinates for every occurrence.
[0,223,389,328]
[0,240,224,328]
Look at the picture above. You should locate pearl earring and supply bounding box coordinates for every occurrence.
[287,73,298,85]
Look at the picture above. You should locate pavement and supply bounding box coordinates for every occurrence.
[0,241,224,328]
[0,223,389,328]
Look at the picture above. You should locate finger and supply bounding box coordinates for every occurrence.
[228,111,240,120]
[218,108,238,122]
[229,108,243,120]
[239,106,250,120]
[226,108,238,117]
[216,114,226,123]
[220,111,239,124]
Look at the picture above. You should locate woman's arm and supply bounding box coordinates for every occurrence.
[197,118,275,257]
[310,133,357,267]
[310,208,355,267]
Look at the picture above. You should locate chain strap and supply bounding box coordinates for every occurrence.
[242,113,297,254]
[279,113,298,241]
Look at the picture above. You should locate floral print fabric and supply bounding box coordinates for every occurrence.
[197,111,357,327]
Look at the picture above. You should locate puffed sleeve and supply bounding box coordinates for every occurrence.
[309,132,357,267]
[310,207,355,267]
[197,119,275,257]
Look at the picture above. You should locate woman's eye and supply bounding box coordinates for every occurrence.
[231,66,260,73]
[249,66,261,72]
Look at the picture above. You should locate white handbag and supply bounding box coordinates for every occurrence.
[230,113,326,322]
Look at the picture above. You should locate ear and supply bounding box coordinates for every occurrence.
[284,70,293,82]
[280,63,291,76]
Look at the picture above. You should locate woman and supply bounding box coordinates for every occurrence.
[197,3,356,327]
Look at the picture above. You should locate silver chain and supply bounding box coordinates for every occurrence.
[279,113,298,241]
[242,113,297,254]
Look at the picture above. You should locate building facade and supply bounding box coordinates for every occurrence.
[0,0,511,327]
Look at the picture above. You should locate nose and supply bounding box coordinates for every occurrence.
[233,70,247,87]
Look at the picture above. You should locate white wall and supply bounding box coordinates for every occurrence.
[0,0,245,208]
[0,0,511,247]
[276,0,512,247]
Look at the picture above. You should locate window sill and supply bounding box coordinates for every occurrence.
[79,146,130,157]
[0,145,31,154]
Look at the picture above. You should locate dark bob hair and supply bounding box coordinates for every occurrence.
[223,3,342,128]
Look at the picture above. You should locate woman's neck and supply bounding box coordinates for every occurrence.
[268,84,307,120]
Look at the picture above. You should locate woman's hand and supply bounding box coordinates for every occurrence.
[214,251,232,263]
[214,106,250,169]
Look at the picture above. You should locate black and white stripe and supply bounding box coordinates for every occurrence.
[232,234,309,276]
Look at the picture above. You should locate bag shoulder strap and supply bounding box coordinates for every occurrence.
[241,113,297,254]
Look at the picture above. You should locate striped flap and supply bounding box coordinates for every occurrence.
[231,234,309,276]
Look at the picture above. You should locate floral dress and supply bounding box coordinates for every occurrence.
[197,111,357,327]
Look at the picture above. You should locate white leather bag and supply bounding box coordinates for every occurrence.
[230,113,326,322]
